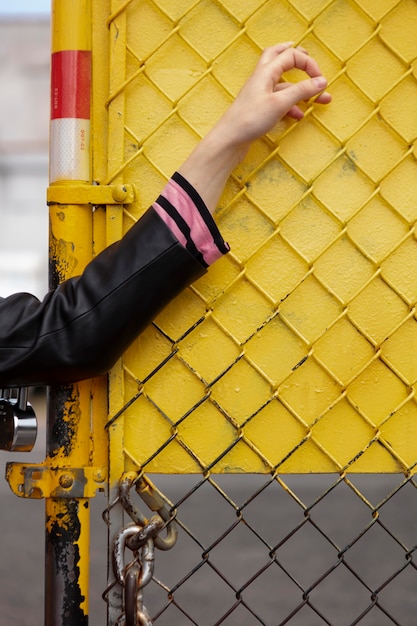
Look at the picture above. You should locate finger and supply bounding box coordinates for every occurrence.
[286,105,305,120]
[260,43,310,65]
[258,42,295,65]
[273,81,294,93]
[286,93,332,120]
[269,47,324,82]
[314,91,332,104]
[274,76,329,113]
[274,80,331,104]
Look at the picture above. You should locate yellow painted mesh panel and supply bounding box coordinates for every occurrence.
[103,0,417,474]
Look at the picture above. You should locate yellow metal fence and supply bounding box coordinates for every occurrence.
[7,0,416,623]
[100,0,417,478]
[85,0,417,623]
[93,0,417,625]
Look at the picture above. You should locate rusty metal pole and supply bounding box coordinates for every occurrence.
[46,1,92,623]
[44,387,92,625]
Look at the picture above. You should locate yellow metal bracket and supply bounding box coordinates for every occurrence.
[47,183,136,205]
[5,462,107,499]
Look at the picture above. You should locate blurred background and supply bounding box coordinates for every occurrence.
[0,6,50,623]
[0,0,50,298]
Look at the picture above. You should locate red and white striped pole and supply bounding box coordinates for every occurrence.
[49,10,91,183]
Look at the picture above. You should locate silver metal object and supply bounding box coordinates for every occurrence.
[112,523,156,626]
[104,473,179,624]
[0,388,37,452]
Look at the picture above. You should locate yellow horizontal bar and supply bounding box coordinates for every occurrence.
[6,462,107,499]
[47,183,136,205]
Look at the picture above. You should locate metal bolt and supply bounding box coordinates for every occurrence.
[112,184,128,203]
[93,469,105,483]
[59,473,74,489]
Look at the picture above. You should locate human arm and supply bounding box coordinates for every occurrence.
[0,44,331,387]
[178,43,331,213]
[0,207,208,387]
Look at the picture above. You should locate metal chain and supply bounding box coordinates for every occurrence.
[112,473,178,624]
[119,472,178,550]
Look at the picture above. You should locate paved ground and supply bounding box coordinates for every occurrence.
[1,392,417,625]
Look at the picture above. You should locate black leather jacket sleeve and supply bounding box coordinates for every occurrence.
[0,207,206,387]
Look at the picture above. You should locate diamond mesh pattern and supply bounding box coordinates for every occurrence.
[104,0,417,475]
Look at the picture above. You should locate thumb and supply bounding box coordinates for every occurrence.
[277,76,328,113]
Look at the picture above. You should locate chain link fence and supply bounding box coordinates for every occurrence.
[104,472,417,624]
[94,0,417,623]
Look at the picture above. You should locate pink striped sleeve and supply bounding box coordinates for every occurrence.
[152,172,229,267]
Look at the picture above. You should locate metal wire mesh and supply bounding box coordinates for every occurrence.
[105,472,417,624]
[99,0,417,623]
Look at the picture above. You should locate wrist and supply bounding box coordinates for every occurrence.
[203,125,249,171]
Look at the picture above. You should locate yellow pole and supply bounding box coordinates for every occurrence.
[46,1,92,623]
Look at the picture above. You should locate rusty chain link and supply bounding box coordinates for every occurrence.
[111,473,178,624]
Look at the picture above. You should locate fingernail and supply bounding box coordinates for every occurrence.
[313,76,327,89]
